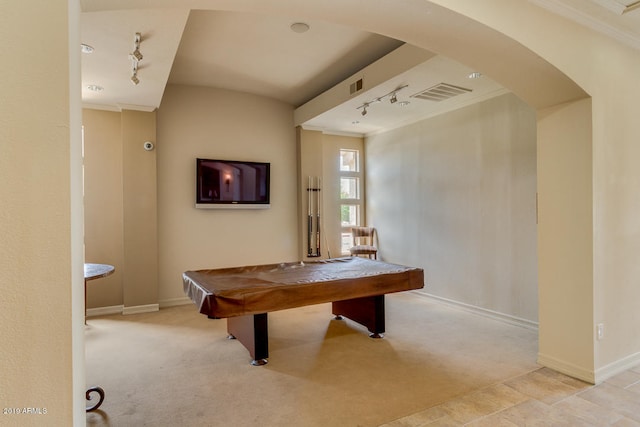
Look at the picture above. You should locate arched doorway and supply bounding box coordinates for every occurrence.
[80,0,595,382]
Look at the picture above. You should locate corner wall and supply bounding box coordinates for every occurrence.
[82,109,158,313]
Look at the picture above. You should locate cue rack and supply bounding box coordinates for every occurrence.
[306,176,322,257]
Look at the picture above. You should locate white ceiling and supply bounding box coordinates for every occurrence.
[80,1,640,134]
[81,9,189,111]
[168,10,404,107]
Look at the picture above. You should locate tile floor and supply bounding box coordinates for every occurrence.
[381,365,640,426]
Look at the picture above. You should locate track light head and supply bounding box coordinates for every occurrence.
[361,107,367,116]
[390,93,397,104]
[131,49,143,62]
[131,72,140,85]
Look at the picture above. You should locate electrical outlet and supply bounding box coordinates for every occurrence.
[597,323,604,340]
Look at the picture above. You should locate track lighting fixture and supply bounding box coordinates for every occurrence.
[129,32,143,85]
[131,49,143,62]
[131,61,139,85]
[355,85,408,116]
[130,32,143,61]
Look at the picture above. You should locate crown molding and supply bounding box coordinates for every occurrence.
[530,0,640,51]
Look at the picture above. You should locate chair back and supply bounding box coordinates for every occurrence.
[349,226,378,259]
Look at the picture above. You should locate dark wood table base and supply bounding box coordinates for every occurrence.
[333,294,385,338]
[220,295,386,365]
[227,313,269,366]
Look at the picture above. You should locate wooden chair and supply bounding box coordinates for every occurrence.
[349,226,378,259]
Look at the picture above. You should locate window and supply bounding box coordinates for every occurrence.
[340,177,359,199]
[340,149,359,172]
[339,149,362,255]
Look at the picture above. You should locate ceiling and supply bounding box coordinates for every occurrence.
[80,0,640,135]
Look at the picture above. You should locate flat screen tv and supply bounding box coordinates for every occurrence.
[195,158,270,209]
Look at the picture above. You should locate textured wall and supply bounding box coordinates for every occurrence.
[367,93,538,322]
[0,0,77,424]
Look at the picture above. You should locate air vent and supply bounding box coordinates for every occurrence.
[349,78,363,95]
[411,83,472,102]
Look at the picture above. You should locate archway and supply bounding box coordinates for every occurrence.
[81,0,595,381]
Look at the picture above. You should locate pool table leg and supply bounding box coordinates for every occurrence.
[227,313,269,366]
[332,295,385,338]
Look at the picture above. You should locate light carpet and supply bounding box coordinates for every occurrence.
[86,292,539,426]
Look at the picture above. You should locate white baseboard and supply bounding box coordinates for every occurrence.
[122,303,159,315]
[159,296,192,308]
[413,291,539,331]
[593,351,640,384]
[537,352,596,384]
[86,299,190,317]
[538,350,640,385]
[86,305,123,317]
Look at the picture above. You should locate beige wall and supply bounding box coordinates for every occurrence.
[537,98,594,379]
[83,110,124,308]
[83,109,158,312]
[156,85,299,303]
[367,93,538,322]
[122,110,158,310]
[83,87,298,309]
[0,0,82,424]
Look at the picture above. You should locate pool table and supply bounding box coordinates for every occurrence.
[183,257,424,365]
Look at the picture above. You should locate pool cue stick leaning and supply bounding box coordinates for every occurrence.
[316,177,321,257]
[307,176,312,256]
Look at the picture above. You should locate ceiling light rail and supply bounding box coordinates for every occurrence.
[356,84,408,116]
[130,32,143,85]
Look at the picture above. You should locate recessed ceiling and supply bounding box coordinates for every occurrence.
[167,10,404,107]
[80,9,403,111]
[80,1,640,134]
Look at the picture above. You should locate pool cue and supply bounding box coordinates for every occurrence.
[307,176,313,257]
[316,177,321,257]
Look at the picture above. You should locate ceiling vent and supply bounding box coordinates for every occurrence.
[411,83,472,102]
[349,78,363,95]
